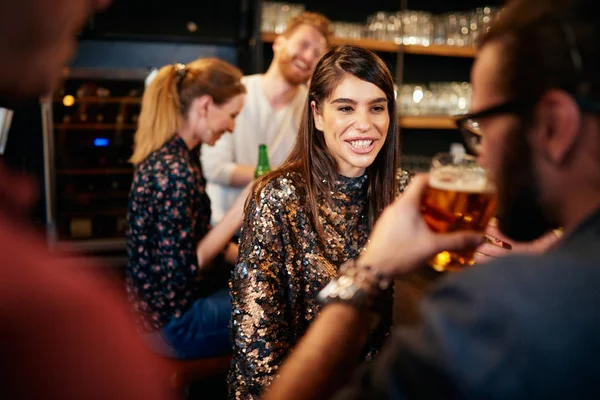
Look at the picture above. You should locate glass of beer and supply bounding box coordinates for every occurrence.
[420,152,496,272]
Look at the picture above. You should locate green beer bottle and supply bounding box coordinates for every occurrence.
[254,144,271,179]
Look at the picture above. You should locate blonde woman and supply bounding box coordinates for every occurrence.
[126,58,247,359]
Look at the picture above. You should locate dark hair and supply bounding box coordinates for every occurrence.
[255,45,399,240]
[481,0,600,107]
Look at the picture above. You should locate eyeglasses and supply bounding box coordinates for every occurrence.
[455,101,523,154]
[456,22,600,154]
[456,96,600,154]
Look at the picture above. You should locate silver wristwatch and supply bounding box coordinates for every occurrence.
[317,259,390,311]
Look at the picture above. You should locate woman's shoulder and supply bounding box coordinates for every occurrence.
[134,154,192,195]
[140,147,189,176]
[251,170,305,207]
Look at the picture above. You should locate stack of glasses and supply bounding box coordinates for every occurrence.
[261,2,499,48]
[397,82,472,117]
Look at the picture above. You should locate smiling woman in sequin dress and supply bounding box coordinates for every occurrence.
[126,58,250,359]
[229,45,412,399]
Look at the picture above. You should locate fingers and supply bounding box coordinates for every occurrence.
[484,223,502,238]
[476,241,511,258]
[534,230,562,250]
[433,231,485,255]
[484,234,513,250]
[474,251,496,264]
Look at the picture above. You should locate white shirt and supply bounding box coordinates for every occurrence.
[201,74,308,224]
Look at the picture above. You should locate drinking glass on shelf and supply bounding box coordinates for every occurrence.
[392,12,403,44]
[469,9,484,45]
[420,152,496,272]
[458,12,471,46]
[274,4,290,34]
[419,89,435,115]
[401,11,418,45]
[446,82,469,115]
[481,6,498,35]
[261,2,278,32]
[432,15,447,45]
[406,84,427,115]
[398,84,414,115]
[333,22,365,39]
[445,13,460,46]
[332,22,343,38]
[416,12,433,46]
[457,82,472,114]
[470,6,499,45]
[367,12,388,41]
[385,13,401,42]
[273,3,305,34]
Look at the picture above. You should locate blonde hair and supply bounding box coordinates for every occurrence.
[130,58,245,165]
[283,11,333,44]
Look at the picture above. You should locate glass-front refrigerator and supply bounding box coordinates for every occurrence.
[42,68,150,254]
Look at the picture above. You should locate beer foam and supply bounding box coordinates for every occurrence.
[429,165,492,193]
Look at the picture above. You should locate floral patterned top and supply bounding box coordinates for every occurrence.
[229,169,412,399]
[125,136,211,332]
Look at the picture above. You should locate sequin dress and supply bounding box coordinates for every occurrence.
[229,170,412,399]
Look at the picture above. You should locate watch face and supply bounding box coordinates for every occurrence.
[318,274,365,307]
[317,279,338,303]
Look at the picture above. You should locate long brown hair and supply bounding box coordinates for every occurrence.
[256,45,399,239]
[130,58,245,165]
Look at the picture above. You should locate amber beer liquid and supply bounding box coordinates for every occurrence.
[421,164,496,272]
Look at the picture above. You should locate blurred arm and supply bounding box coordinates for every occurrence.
[201,133,254,188]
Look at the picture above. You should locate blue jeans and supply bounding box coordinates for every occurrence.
[144,289,232,359]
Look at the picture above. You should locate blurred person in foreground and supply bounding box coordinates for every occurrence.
[257,0,600,399]
[0,1,170,398]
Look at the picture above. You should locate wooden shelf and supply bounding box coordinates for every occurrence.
[262,31,399,52]
[55,123,137,130]
[402,44,476,58]
[261,31,476,58]
[398,116,457,129]
[57,168,133,176]
[330,36,399,53]
[54,96,141,104]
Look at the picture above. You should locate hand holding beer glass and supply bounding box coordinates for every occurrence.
[420,152,496,271]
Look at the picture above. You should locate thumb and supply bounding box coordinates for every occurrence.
[431,231,484,254]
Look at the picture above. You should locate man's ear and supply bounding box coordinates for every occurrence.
[532,89,581,164]
[273,34,286,55]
